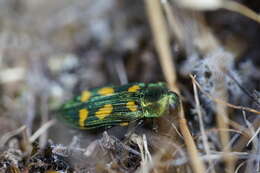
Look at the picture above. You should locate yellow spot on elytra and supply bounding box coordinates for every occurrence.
[126,101,138,112]
[80,90,91,102]
[128,85,140,92]
[79,109,88,127]
[96,104,113,120]
[120,122,129,126]
[98,87,114,96]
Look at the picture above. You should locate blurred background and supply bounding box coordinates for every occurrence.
[0,0,259,172]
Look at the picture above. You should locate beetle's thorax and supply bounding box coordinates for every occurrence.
[143,96,169,118]
[140,85,179,118]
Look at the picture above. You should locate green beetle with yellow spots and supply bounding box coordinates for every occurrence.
[58,82,179,129]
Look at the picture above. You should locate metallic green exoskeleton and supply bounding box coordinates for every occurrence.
[58,82,179,129]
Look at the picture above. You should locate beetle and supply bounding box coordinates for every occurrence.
[58,82,179,129]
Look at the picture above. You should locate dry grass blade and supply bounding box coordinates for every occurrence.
[171,0,260,23]
[215,98,235,173]
[178,116,207,173]
[233,118,260,152]
[30,119,56,143]
[247,126,260,147]
[144,0,177,91]
[192,75,216,173]
[161,0,184,46]
[201,152,253,161]
[0,126,27,147]
[223,0,260,23]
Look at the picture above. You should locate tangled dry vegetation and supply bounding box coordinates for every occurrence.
[0,0,259,172]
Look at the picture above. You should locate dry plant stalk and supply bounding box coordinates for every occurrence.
[172,0,260,23]
[30,119,56,143]
[222,0,260,23]
[192,75,216,173]
[229,120,255,143]
[144,0,206,172]
[0,126,27,147]
[161,1,184,47]
[215,96,235,173]
[144,0,176,91]
[233,118,260,152]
